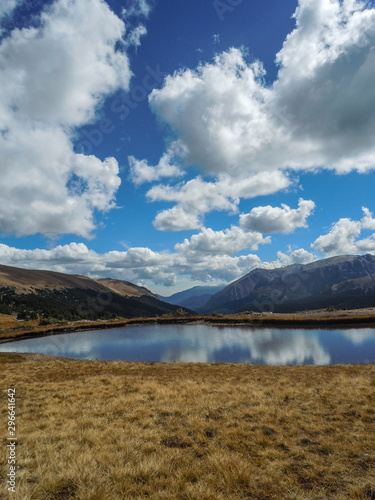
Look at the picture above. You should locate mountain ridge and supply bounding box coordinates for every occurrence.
[203,254,375,313]
[0,264,188,321]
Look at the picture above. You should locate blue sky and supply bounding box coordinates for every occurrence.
[1,0,375,295]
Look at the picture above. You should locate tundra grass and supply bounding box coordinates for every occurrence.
[1,354,375,499]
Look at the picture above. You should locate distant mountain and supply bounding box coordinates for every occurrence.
[202,254,375,314]
[0,264,189,321]
[158,285,225,311]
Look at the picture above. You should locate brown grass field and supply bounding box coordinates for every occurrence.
[0,352,375,499]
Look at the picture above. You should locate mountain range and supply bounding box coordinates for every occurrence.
[201,254,375,314]
[158,285,225,311]
[1,254,375,321]
[0,264,187,321]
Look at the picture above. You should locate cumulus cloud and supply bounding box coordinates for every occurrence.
[175,226,270,257]
[361,207,375,230]
[312,207,375,255]
[273,0,375,173]
[153,206,202,232]
[277,248,316,266]
[130,0,375,226]
[240,198,315,234]
[0,0,132,237]
[129,141,186,185]
[148,48,273,176]
[148,172,292,231]
[148,0,375,174]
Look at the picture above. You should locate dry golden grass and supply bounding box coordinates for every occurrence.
[0,353,374,499]
[0,314,42,331]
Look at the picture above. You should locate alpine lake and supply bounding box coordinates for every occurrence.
[0,323,375,365]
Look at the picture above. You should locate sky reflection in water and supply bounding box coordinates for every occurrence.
[0,325,375,365]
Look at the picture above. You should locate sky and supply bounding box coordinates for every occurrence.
[1,0,375,296]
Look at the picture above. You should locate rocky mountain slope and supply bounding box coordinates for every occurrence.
[203,254,375,314]
[0,264,187,321]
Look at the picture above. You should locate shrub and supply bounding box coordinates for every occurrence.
[325,306,337,312]
[176,308,188,317]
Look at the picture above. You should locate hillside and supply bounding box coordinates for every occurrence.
[203,254,375,314]
[0,264,106,294]
[96,278,157,299]
[0,264,188,321]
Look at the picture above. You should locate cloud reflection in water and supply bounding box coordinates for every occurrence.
[0,325,374,365]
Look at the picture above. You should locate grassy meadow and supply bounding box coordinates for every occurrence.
[1,353,375,499]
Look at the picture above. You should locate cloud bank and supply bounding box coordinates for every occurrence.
[0,238,285,288]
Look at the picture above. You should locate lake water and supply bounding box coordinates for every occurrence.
[0,324,375,365]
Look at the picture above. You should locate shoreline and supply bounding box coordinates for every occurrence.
[1,308,375,344]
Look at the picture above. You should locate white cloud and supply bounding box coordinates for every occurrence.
[147,171,292,231]
[312,207,375,255]
[0,0,132,238]
[175,226,270,257]
[125,25,147,47]
[273,0,375,172]
[129,141,186,185]
[361,207,375,230]
[123,0,152,19]
[277,248,316,266]
[312,218,362,255]
[153,206,202,232]
[240,198,315,234]
[130,0,375,225]
[148,48,273,176]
